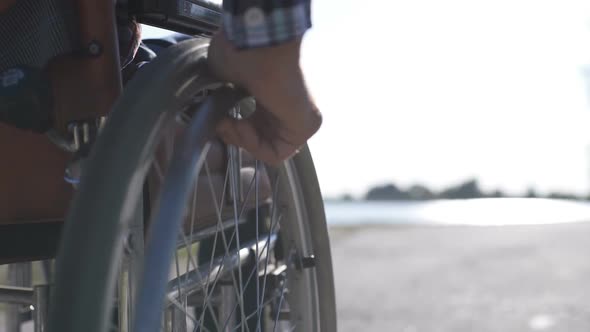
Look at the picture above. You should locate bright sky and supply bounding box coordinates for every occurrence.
[303,0,590,198]
[144,0,590,198]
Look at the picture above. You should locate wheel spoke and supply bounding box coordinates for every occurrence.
[193,160,234,331]
[228,147,250,332]
[257,174,282,332]
[144,141,291,332]
[272,276,289,332]
[185,185,199,283]
[174,252,183,300]
[254,161,261,332]
[201,160,243,330]
[168,296,199,329]
[128,113,313,332]
[220,233,280,332]
[173,251,189,332]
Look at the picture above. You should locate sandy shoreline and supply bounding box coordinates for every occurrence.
[329,222,590,332]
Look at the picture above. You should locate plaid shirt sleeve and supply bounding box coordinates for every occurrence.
[222,0,312,49]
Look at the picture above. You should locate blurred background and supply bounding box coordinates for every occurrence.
[147,1,590,330]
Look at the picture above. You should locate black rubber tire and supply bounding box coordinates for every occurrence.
[48,37,215,332]
[291,146,338,332]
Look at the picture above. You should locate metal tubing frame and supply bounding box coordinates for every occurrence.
[0,285,34,305]
[33,285,51,332]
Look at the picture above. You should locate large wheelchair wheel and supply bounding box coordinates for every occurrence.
[47,38,336,332]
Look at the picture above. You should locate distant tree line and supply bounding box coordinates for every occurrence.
[344,179,587,201]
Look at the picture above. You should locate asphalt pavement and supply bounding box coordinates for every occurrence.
[329,222,590,331]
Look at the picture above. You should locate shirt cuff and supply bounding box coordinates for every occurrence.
[222,0,312,49]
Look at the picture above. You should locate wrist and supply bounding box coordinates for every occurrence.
[208,31,309,111]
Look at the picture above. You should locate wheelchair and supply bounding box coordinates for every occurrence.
[0,0,336,331]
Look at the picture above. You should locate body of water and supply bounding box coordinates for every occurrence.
[324,198,590,226]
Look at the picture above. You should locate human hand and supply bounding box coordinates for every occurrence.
[207,30,322,165]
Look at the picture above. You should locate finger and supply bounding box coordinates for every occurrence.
[228,118,286,165]
[216,118,242,147]
[261,98,322,148]
[217,117,298,165]
[217,119,290,165]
